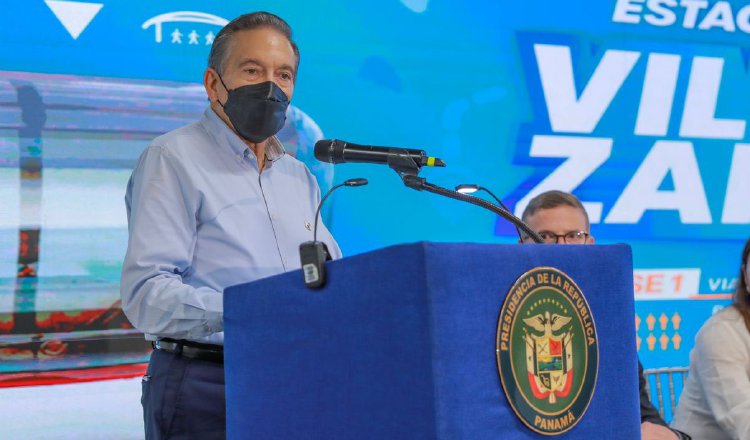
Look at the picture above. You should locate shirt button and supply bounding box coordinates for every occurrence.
[271,213,277,220]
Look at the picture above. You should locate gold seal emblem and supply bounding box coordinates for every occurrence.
[496,267,598,435]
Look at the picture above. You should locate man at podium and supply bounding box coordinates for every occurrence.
[519,190,689,440]
[119,11,340,440]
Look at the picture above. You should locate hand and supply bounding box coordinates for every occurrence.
[641,422,679,440]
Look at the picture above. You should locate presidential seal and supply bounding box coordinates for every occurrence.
[496,267,598,435]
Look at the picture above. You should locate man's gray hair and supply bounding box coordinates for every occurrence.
[208,11,300,75]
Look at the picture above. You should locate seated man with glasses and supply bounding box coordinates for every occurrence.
[518,190,690,440]
[535,230,590,244]
[519,191,593,245]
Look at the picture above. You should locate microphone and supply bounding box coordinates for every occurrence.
[314,139,446,168]
[299,178,368,289]
[396,174,544,243]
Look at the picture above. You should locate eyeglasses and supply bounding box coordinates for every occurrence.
[524,231,590,244]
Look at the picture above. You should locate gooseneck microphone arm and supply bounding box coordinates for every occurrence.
[456,184,524,242]
[400,175,544,244]
[377,149,543,243]
[300,177,368,289]
[313,177,368,242]
[313,139,543,243]
[314,183,342,243]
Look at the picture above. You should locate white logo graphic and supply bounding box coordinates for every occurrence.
[45,0,103,40]
[142,11,228,44]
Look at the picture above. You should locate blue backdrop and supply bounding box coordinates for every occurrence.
[1,0,749,409]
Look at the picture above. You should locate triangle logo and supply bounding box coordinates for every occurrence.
[45,0,103,40]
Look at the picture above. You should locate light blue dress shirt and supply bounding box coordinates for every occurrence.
[120,107,341,345]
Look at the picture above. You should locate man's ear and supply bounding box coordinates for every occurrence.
[587,234,595,244]
[203,68,220,103]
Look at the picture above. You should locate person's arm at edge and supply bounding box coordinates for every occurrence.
[692,316,750,439]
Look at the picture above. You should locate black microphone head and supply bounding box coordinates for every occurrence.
[314,139,345,164]
[344,178,368,187]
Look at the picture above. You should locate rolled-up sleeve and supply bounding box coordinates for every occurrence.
[120,144,223,340]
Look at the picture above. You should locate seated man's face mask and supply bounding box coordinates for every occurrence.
[217,75,290,143]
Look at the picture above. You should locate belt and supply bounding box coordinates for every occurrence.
[153,338,224,364]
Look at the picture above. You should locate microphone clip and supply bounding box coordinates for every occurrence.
[387,152,426,190]
[299,241,331,289]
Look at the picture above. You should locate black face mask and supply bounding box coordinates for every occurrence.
[217,77,290,143]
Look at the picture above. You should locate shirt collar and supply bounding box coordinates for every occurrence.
[200,107,286,164]
[264,135,286,162]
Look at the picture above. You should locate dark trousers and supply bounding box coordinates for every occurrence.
[142,348,226,440]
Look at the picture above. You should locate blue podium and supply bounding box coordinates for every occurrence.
[224,242,640,439]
